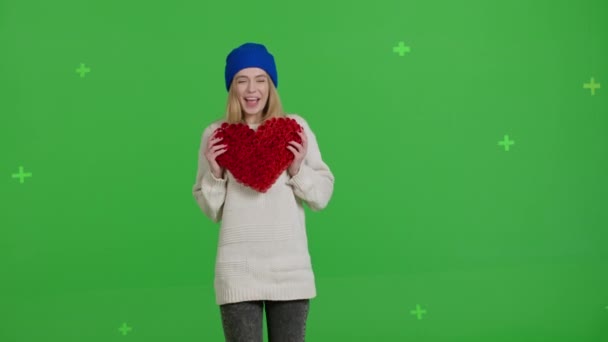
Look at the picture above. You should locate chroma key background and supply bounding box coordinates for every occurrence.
[1,0,607,341]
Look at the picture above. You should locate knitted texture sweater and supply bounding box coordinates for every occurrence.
[192,114,335,305]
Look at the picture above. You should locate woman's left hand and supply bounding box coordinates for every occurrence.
[287,130,307,177]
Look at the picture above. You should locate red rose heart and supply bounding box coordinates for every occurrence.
[214,117,303,193]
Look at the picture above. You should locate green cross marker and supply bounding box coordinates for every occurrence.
[11,166,32,184]
[76,63,91,78]
[393,41,411,56]
[118,322,132,335]
[410,304,427,320]
[498,135,515,151]
[583,77,600,95]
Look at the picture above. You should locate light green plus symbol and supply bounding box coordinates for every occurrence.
[118,322,132,335]
[498,134,515,151]
[76,63,91,78]
[393,41,411,56]
[12,166,32,184]
[583,77,600,95]
[410,304,427,320]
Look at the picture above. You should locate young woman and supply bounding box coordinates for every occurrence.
[192,42,335,341]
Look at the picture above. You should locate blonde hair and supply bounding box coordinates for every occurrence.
[223,76,285,124]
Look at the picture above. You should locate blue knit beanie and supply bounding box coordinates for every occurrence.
[224,42,278,92]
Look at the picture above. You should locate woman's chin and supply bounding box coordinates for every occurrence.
[243,108,261,116]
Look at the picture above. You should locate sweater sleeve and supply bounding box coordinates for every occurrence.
[286,115,335,211]
[192,124,228,223]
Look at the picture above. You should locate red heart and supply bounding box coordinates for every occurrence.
[214,117,303,193]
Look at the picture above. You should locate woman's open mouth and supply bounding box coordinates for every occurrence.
[245,97,259,107]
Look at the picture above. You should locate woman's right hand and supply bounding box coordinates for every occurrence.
[205,131,228,179]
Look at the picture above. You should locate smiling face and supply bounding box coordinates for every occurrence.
[233,67,270,121]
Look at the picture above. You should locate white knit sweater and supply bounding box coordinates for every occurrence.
[192,114,335,305]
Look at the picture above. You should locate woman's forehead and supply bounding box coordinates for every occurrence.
[236,67,266,77]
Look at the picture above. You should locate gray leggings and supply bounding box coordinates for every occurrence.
[219,299,310,342]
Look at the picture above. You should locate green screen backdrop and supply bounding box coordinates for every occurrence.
[2,0,607,341]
